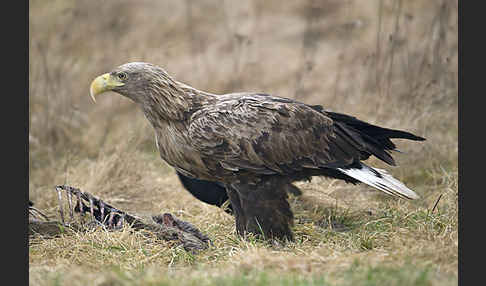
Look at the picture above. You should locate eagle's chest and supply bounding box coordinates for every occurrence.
[155,125,188,163]
[154,125,207,178]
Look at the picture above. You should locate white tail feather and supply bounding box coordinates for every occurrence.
[337,163,420,200]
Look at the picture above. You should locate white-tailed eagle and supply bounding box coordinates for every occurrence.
[90,62,425,240]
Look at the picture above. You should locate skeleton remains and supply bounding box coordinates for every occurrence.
[29,185,211,252]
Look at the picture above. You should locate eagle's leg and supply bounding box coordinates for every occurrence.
[225,185,247,236]
[229,179,294,241]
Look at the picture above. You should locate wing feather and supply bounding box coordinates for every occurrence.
[188,94,365,176]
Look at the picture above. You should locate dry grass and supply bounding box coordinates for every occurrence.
[29,0,457,285]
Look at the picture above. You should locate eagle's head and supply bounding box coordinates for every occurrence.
[89,62,174,104]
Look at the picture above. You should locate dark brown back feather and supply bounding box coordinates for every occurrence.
[186,94,424,181]
[326,111,425,165]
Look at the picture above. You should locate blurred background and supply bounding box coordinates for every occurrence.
[29,0,457,215]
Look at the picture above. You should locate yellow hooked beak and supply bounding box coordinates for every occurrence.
[89,73,125,103]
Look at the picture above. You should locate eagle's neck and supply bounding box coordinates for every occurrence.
[140,77,217,128]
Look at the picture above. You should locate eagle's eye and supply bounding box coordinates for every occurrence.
[117,72,128,81]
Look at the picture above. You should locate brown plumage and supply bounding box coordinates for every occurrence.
[90,62,425,240]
